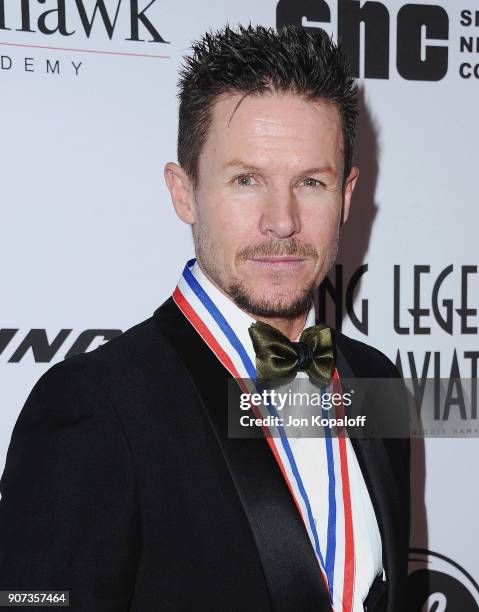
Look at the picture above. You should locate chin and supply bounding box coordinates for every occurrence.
[242,280,297,302]
[228,281,314,320]
[253,288,297,305]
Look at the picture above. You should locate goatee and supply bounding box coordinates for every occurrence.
[227,279,316,320]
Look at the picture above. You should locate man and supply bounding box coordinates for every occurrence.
[0,25,410,612]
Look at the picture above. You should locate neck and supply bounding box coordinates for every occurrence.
[248,312,309,341]
[194,260,311,341]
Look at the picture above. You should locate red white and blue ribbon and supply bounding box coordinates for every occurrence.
[173,258,355,611]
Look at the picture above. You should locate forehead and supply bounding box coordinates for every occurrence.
[200,91,343,172]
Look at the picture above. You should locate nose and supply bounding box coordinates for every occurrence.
[259,184,301,239]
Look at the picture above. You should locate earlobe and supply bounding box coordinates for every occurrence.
[340,166,359,225]
[164,162,196,225]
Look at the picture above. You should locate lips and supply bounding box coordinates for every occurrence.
[248,257,307,269]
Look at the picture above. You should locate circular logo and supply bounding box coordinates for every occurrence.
[408,548,479,611]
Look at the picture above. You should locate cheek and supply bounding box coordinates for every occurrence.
[302,203,341,241]
[198,189,260,243]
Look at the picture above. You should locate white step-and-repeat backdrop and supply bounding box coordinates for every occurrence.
[1,1,478,607]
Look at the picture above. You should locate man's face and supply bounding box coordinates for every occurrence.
[166,91,358,319]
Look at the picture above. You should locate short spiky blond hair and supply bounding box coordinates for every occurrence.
[177,24,358,187]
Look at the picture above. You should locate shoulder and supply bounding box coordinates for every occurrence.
[19,309,175,425]
[331,328,401,379]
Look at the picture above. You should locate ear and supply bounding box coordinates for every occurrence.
[164,162,196,225]
[340,166,359,225]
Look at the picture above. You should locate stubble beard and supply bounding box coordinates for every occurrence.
[193,225,339,320]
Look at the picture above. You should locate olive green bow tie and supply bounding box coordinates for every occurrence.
[248,320,334,386]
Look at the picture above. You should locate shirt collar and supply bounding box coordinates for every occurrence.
[190,260,316,365]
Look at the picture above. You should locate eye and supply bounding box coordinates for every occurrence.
[234,174,256,186]
[300,177,324,188]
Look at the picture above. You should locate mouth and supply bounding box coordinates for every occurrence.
[247,256,308,270]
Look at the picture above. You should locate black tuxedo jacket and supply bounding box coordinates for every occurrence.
[0,297,410,611]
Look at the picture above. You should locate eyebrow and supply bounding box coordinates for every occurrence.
[222,161,337,175]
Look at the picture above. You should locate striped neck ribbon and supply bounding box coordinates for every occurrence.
[173,258,355,612]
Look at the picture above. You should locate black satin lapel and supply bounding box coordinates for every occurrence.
[333,333,399,612]
[154,298,333,612]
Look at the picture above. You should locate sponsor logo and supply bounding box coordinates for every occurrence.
[0,0,167,43]
[0,1,169,76]
[408,548,479,610]
[277,1,479,81]
[0,328,122,362]
[319,263,479,395]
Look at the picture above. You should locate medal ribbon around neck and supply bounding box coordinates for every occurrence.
[173,258,355,611]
